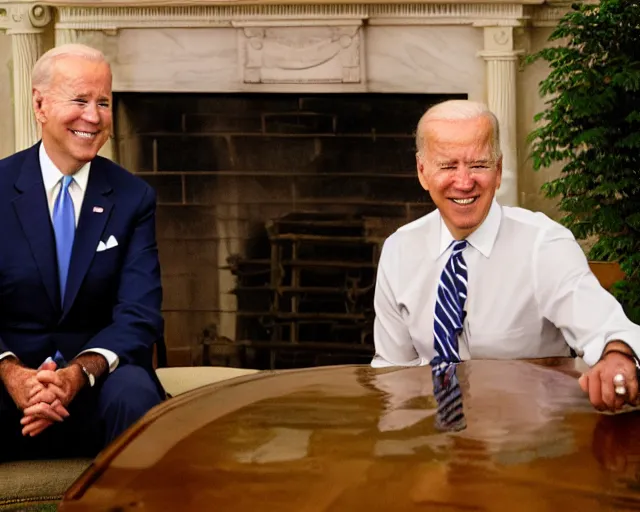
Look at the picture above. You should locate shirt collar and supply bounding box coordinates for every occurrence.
[39,142,91,193]
[437,199,502,258]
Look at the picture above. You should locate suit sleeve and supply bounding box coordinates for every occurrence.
[81,186,163,366]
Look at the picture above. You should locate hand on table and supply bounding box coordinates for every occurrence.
[579,346,639,412]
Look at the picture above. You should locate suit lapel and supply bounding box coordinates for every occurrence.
[11,143,60,311]
[62,159,113,315]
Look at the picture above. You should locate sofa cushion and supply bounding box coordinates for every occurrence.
[156,366,260,397]
[0,458,92,508]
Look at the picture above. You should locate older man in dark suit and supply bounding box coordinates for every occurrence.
[0,43,164,460]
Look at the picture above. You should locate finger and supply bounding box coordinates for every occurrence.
[35,370,63,387]
[626,373,639,404]
[614,395,625,411]
[22,402,65,423]
[27,383,45,400]
[21,417,46,433]
[22,418,53,437]
[27,388,59,407]
[22,418,52,436]
[600,373,617,411]
[29,425,51,437]
[50,399,70,419]
[588,370,605,410]
[20,414,38,426]
[579,373,588,393]
[29,384,65,405]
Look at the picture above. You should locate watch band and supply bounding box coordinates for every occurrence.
[75,363,96,387]
[603,348,640,379]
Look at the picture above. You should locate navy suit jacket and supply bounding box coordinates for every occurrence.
[0,142,163,383]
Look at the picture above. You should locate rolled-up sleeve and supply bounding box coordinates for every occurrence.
[372,237,422,368]
[534,224,640,366]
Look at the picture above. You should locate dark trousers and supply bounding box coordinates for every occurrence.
[0,365,163,461]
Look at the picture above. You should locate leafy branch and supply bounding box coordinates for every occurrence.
[527,0,640,322]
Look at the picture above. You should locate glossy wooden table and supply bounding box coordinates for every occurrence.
[59,359,640,511]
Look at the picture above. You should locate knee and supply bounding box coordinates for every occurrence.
[99,365,162,419]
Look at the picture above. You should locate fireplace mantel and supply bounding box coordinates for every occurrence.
[0,0,568,207]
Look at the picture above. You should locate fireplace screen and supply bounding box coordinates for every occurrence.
[114,92,463,368]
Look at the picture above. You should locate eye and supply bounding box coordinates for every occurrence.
[73,99,88,104]
[98,102,110,108]
[440,166,456,171]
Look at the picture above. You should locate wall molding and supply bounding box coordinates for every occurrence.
[51,3,563,30]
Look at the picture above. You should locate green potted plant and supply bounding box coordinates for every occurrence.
[527,0,640,323]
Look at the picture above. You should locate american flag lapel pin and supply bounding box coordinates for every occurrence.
[93,206,104,213]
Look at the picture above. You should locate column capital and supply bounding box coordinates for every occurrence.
[477,26,525,62]
[0,3,52,35]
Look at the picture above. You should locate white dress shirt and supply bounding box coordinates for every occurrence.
[372,200,640,368]
[0,144,118,373]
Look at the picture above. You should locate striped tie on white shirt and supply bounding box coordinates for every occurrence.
[432,240,468,367]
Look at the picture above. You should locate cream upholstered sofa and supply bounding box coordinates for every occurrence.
[0,366,259,510]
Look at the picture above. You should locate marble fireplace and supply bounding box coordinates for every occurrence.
[0,0,568,366]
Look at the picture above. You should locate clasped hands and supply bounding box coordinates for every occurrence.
[5,359,84,437]
[579,343,639,412]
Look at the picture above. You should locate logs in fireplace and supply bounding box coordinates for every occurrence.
[228,211,384,369]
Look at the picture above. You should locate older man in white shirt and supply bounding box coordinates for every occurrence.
[372,99,640,412]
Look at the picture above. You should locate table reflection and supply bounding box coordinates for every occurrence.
[592,412,640,487]
[432,363,466,432]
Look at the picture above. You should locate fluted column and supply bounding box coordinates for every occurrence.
[0,3,52,152]
[55,28,78,47]
[478,27,522,207]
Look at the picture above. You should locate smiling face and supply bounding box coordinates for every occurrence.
[416,115,502,240]
[33,56,112,175]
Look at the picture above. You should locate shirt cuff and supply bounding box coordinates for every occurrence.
[0,352,16,363]
[582,331,640,367]
[77,349,119,373]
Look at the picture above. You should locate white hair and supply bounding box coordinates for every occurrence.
[415,100,501,160]
[32,44,109,89]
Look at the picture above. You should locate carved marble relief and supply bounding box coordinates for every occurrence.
[240,25,362,84]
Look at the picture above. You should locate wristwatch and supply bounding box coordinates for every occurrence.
[76,364,96,388]
[604,348,640,379]
[632,352,640,380]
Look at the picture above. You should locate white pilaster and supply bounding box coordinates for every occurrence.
[0,3,52,152]
[478,26,522,207]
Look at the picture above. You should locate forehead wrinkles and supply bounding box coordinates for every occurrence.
[49,60,112,97]
[423,119,493,160]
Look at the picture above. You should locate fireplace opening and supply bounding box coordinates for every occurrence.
[114,92,464,369]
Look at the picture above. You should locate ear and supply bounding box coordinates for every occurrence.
[416,152,429,191]
[495,155,503,190]
[32,88,46,124]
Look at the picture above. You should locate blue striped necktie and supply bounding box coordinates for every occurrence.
[432,239,468,367]
[53,175,75,304]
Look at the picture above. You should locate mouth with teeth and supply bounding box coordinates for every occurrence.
[450,197,477,205]
[70,129,98,140]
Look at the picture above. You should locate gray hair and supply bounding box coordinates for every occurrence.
[32,44,110,90]
[415,100,502,160]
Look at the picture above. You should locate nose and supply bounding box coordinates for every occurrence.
[82,102,100,124]
[452,167,475,191]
